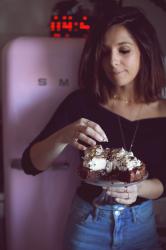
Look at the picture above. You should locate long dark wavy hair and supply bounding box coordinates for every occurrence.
[78,6,166,103]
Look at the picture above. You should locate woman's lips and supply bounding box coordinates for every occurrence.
[112,70,125,75]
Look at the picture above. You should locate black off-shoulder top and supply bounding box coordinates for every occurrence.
[21,89,166,202]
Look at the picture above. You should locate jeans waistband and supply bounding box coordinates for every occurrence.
[74,194,154,223]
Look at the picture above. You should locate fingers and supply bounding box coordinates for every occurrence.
[73,132,96,151]
[78,126,105,143]
[72,118,108,150]
[80,118,108,142]
[106,185,138,205]
[75,132,96,146]
[84,119,108,142]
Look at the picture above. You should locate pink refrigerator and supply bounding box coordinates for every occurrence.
[2,37,85,250]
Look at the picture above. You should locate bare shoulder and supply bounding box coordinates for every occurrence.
[158,99,166,116]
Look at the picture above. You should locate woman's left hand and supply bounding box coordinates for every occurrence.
[106,184,138,205]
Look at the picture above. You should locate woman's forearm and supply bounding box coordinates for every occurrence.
[138,179,164,199]
[28,118,109,172]
[30,131,68,171]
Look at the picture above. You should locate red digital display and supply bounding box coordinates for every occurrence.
[49,15,91,38]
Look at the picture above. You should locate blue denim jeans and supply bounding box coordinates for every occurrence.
[64,195,161,250]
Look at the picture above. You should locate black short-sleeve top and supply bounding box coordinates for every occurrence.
[22,89,166,200]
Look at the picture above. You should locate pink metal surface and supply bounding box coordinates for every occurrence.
[2,37,85,250]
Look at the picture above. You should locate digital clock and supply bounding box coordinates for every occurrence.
[49,15,92,38]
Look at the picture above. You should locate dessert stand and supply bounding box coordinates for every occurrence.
[83,172,149,211]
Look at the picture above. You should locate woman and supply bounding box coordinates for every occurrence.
[22,6,166,250]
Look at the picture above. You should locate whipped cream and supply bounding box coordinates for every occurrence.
[108,148,142,171]
[83,145,142,172]
[83,157,107,171]
[83,145,107,171]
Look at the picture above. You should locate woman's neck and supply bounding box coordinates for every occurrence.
[112,87,138,104]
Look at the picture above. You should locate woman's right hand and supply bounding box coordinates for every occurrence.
[28,118,108,171]
[57,118,108,151]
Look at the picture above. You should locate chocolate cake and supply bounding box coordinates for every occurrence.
[80,145,146,183]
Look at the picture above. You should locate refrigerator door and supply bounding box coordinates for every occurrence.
[2,37,85,250]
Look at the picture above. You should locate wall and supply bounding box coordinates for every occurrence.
[0,0,61,46]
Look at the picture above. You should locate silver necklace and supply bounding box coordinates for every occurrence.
[111,96,143,151]
[117,116,140,152]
